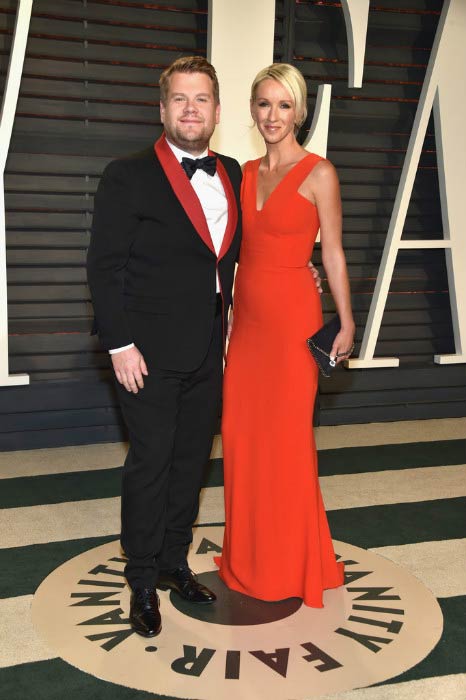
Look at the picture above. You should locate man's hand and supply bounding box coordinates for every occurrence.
[111,346,148,393]
[308,261,323,294]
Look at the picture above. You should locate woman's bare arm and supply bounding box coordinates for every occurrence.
[310,159,355,362]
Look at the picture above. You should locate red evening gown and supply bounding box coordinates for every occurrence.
[215,154,344,608]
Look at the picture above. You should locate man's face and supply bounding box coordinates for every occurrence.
[160,71,220,155]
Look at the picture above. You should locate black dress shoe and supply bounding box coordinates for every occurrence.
[129,587,162,637]
[157,566,216,604]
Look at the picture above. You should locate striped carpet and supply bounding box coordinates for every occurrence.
[0,417,465,699]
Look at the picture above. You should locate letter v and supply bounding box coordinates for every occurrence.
[0,0,32,386]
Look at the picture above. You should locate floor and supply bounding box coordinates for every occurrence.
[0,417,465,699]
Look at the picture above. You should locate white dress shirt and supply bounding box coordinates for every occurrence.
[168,141,228,272]
[109,139,228,355]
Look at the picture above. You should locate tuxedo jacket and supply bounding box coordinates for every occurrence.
[87,134,242,372]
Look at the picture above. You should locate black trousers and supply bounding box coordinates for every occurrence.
[116,310,223,590]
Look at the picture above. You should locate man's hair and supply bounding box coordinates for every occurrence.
[159,56,220,104]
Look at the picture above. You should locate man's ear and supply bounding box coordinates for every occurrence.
[215,102,221,125]
[160,101,165,123]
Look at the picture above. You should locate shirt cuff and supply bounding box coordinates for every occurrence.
[109,343,135,355]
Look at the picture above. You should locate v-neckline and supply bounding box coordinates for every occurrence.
[254,153,313,212]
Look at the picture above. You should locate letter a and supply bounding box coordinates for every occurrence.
[249,648,290,677]
[348,0,466,368]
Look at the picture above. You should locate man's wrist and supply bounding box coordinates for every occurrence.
[109,343,135,355]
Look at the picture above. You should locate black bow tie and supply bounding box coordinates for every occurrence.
[181,155,217,180]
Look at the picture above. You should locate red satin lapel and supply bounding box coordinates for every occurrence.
[154,135,215,254]
[214,154,239,260]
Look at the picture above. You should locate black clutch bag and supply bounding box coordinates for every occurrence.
[306,314,341,378]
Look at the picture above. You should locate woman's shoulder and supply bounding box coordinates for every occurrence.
[301,153,337,179]
[241,157,261,173]
[301,150,325,164]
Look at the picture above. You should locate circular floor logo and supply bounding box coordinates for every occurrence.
[32,526,443,699]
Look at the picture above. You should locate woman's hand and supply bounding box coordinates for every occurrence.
[330,325,355,365]
[227,309,234,340]
[308,261,323,294]
[310,159,355,364]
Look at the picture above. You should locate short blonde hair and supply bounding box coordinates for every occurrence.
[250,63,308,129]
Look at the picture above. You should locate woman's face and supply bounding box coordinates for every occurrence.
[251,78,298,145]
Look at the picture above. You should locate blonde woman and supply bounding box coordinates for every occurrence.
[216,64,355,607]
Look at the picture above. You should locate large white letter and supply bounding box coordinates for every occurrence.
[208,0,275,163]
[341,0,370,88]
[0,0,32,386]
[348,0,466,369]
[304,1,370,239]
[303,84,332,158]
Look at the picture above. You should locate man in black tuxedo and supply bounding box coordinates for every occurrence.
[87,56,241,637]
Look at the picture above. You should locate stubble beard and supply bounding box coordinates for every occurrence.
[166,123,213,155]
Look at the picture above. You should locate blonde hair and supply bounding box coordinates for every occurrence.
[250,63,307,129]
